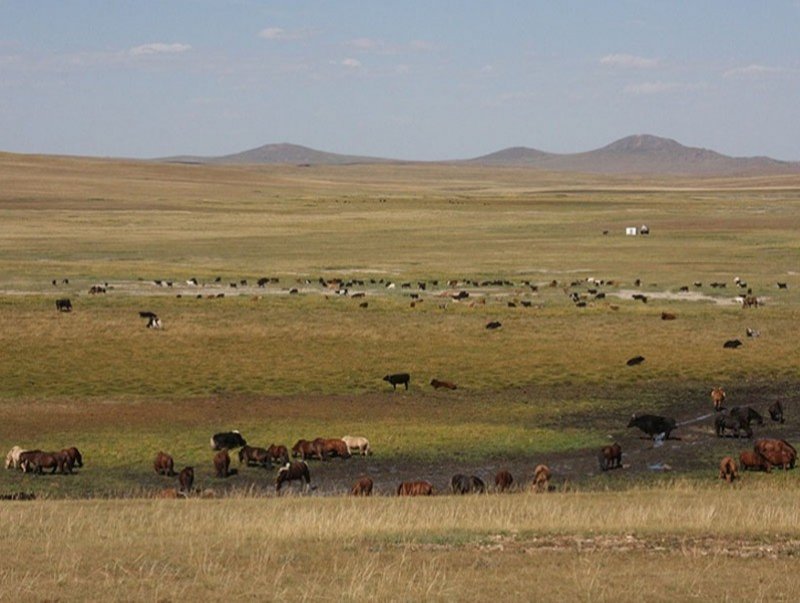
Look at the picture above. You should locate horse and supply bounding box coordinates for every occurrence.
[397,480,434,496]
[350,476,374,496]
[341,436,371,456]
[276,461,311,493]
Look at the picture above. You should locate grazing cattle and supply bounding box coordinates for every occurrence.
[719,456,738,483]
[275,461,311,492]
[146,316,162,329]
[314,438,351,461]
[430,379,457,390]
[350,476,373,496]
[359,302,369,308]
[723,339,743,349]
[450,474,485,494]
[714,414,752,439]
[55,298,72,312]
[19,451,68,475]
[730,406,764,426]
[153,451,176,476]
[745,327,760,338]
[397,480,434,496]
[485,321,502,330]
[60,447,83,468]
[210,431,247,451]
[291,439,318,460]
[739,450,771,473]
[494,469,514,492]
[598,443,622,471]
[213,449,233,478]
[627,414,677,439]
[341,436,371,456]
[777,282,788,289]
[139,311,157,319]
[711,387,726,412]
[754,439,796,470]
[5,446,25,470]
[383,373,410,391]
[267,444,290,465]
[661,312,677,320]
[532,464,551,493]
[178,466,194,492]
[769,400,785,424]
[238,445,271,468]
[626,356,645,366]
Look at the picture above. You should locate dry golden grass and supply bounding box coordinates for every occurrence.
[3,485,800,601]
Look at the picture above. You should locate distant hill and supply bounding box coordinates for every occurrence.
[163,143,394,166]
[161,135,800,175]
[467,134,800,176]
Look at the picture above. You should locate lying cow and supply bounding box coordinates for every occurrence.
[153,451,176,476]
[210,431,247,451]
[719,456,738,483]
[397,480,434,496]
[430,379,457,390]
[350,476,374,496]
[598,442,622,471]
[627,414,677,440]
[383,373,410,390]
[276,461,311,493]
[341,436,371,456]
[494,469,514,492]
[450,474,485,494]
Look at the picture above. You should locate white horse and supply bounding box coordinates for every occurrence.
[5,446,25,470]
[341,436,371,456]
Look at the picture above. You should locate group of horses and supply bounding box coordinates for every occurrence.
[5,446,82,475]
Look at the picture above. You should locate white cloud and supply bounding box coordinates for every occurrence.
[129,43,191,56]
[341,58,361,69]
[723,64,784,78]
[624,81,706,95]
[600,53,658,68]
[258,27,314,41]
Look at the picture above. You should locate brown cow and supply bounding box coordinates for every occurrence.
[430,379,457,390]
[598,443,622,471]
[532,464,551,493]
[397,480,434,496]
[739,450,771,473]
[214,449,232,478]
[754,439,796,470]
[238,445,271,468]
[350,476,374,496]
[61,447,83,468]
[275,461,311,492]
[153,452,176,476]
[494,469,514,492]
[267,444,290,465]
[719,456,738,483]
[178,466,194,492]
[711,387,726,412]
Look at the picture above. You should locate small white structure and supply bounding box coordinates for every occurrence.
[625,227,638,236]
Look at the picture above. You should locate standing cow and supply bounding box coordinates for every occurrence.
[383,373,410,390]
[627,414,677,440]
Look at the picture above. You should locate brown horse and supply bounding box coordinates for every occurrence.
[213,449,232,478]
[532,464,551,493]
[754,439,796,470]
[598,443,622,471]
[397,480,434,496]
[494,469,514,492]
[291,439,318,460]
[350,476,374,496]
[178,467,194,492]
[20,451,68,475]
[315,438,351,460]
[275,461,311,492]
[711,387,726,412]
[61,447,83,468]
[739,450,771,473]
[238,445,271,468]
[267,444,290,465]
[153,451,176,476]
[719,456,738,483]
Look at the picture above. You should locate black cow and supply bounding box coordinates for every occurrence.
[55,298,72,312]
[627,414,677,439]
[626,356,645,366]
[769,400,785,424]
[383,373,410,390]
[729,406,764,427]
[485,321,502,330]
[451,474,486,494]
[210,431,247,450]
[723,339,743,349]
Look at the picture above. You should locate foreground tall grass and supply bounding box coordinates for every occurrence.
[3,484,800,600]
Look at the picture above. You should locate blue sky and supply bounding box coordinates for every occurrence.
[1,1,798,160]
